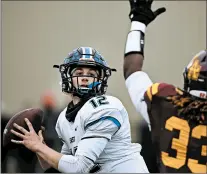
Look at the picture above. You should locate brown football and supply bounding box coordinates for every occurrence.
[3,108,44,149]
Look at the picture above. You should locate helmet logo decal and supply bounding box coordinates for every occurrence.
[187,58,201,80]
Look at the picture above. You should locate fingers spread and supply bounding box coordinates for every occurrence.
[11,129,26,139]
[11,139,24,145]
[24,118,35,132]
[13,123,28,134]
[154,7,166,17]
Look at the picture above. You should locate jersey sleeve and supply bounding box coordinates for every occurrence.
[76,100,124,162]
[82,103,124,140]
[61,142,71,155]
[125,71,153,124]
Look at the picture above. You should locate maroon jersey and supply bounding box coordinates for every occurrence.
[144,83,207,173]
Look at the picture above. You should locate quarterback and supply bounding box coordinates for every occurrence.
[124,0,207,173]
[11,47,149,173]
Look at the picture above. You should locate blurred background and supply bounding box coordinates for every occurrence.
[1,1,206,173]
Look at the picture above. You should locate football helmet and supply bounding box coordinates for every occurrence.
[183,50,207,98]
[54,47,116,98]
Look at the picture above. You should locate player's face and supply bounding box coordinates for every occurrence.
[72,67,99,88]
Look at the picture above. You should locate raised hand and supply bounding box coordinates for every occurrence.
[129,0,166,26]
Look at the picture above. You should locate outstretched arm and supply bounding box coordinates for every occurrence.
[124,0,166,79]
[124,21,145,79]
[124,0,166,124]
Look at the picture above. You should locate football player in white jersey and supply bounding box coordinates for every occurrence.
[10,46,149,173]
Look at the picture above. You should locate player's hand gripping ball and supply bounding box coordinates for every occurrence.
[3,108,44,149]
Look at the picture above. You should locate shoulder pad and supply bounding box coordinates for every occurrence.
[80,95,124,128]
[82,95,124,112]
[144,83,180,101]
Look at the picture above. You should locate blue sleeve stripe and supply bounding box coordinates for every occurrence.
[85,116,121,130]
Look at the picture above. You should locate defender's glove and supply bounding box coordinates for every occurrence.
[129,0,166,26]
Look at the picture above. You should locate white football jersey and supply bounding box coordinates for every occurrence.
[56,95,148,173]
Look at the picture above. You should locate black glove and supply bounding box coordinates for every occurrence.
[129,0,166,26]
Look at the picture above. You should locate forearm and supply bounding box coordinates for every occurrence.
[36,143,63,170]
[124,21,146,79]
[36,153,51,170]
[35,143,94,173]
[124,54,144,79]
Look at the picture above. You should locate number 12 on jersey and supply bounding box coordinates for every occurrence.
[90,96,109,108]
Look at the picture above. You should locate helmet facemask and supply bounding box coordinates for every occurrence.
[54,47,116,98]
[68,66,104,98]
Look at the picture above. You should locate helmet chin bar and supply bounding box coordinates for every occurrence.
[75,87,94,99]
[76,82,101,97]
[88,81,101,89]
[75,77,102,98]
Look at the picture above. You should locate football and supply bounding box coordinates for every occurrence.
[3,108,44,149]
